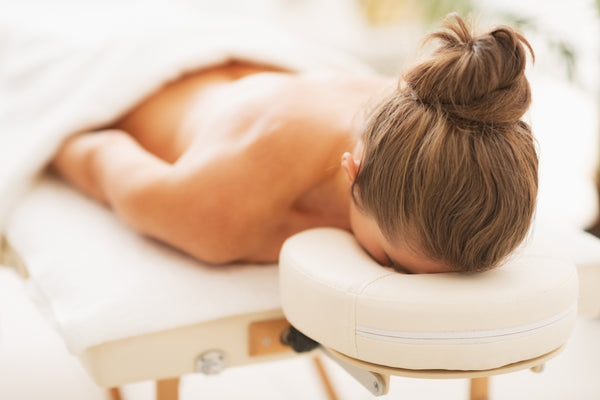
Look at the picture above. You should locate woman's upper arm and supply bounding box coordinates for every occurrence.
[52,129,171,206]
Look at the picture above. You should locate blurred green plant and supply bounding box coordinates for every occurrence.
[356,0,578,81]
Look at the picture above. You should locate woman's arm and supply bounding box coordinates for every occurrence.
[51,129,252,263]
[51,130,171,231]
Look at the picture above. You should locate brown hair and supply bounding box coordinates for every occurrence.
[353,14,538,272]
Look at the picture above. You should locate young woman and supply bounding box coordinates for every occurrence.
[52,15,538,274]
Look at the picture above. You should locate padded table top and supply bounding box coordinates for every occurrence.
[6,175,281,354]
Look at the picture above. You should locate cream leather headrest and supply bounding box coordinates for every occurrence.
[279,228,578,371]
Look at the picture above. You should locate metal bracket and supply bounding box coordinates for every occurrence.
[249,317,293,356]
[195,350,227,375]
[321,348,389,396]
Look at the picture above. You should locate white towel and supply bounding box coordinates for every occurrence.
[0,2,370,228]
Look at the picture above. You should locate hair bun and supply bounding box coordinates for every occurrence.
[404,13,534,125]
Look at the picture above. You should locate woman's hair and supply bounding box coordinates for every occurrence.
[353,14,538,272]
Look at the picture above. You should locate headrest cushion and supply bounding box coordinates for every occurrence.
[279,228,578,371]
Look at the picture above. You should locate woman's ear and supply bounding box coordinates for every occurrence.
[341,152,360,183]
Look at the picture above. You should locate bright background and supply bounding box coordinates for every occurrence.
[0,0,599,399]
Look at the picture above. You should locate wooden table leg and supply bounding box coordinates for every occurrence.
[107,387,122,400]
[313,356,339,400]
[469,377,489,400]
[157,377,180,400]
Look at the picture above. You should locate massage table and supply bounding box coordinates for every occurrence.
[1,5,600,400]
[1,173,599,400]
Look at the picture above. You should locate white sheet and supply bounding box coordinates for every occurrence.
[0,2,370,229]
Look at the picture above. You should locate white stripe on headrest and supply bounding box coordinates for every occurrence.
[355,305,577,345]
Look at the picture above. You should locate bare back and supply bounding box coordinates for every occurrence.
[62,62,392,263]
